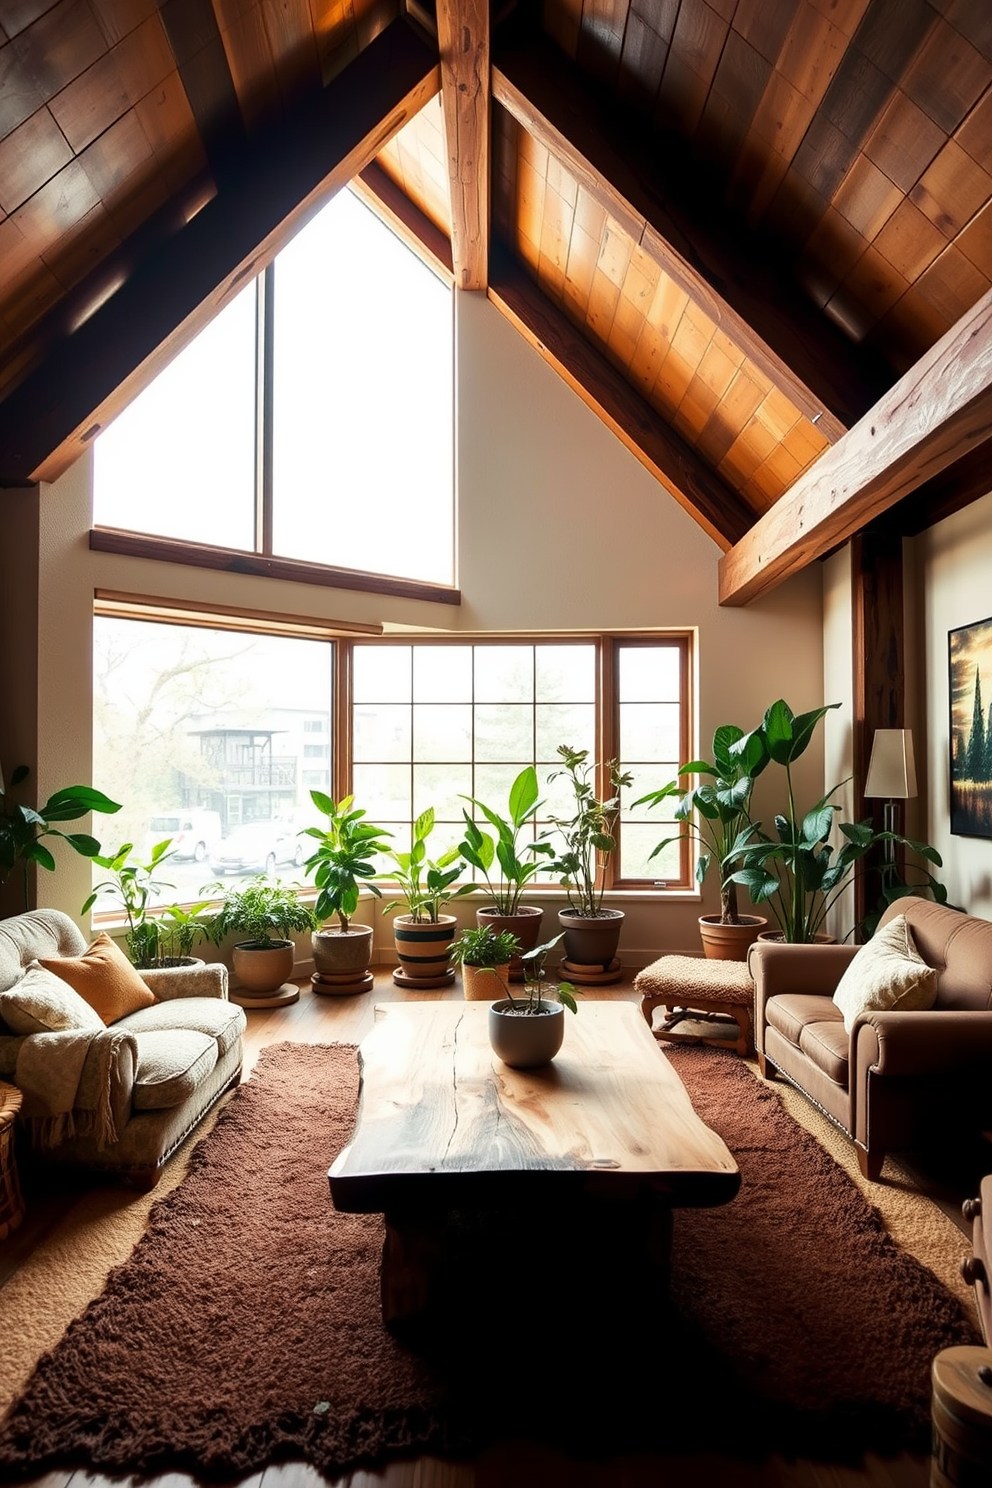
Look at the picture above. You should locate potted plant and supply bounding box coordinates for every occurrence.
[206,874,318,1006]
[543,746,632,982]
[458,766,550,980]
[633,723,771,960]
[450,923,520,1001]
[488,933,578,1068]
[1,764,120,911]
[301,791,392,995]
[383,807,476,988]
[81,838,195,968]
[728,699,943,943]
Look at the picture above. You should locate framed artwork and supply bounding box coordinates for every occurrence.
[949,615,992,838]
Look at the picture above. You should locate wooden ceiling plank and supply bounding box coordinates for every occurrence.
[435,0,489,290]
[157,0,249,177]
[0,17,440,483]
[488,244,754,551]
[492,30,890,436]
[354,158,453,280]
[718,284,992,606]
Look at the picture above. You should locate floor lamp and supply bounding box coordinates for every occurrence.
[864,728,917,865]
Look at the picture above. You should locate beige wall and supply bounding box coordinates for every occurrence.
[914,488,992,919]
[1,286,827,963]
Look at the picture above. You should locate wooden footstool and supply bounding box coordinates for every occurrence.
[635,955,754,1056]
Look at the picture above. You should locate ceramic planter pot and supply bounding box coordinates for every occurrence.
[558,908,624,970]
[231,940,298,1007]
[698,915,768,961]
[461,962,511,1001]
[311,924,374,996]
[392,914,457,988]
[476,905,544,982]
[488,998,565,1068]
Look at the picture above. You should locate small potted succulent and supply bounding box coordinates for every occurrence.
[488,933,578,1068]
[450,923,520,1001]
[206,875,317,1004]
[383,807,475,988]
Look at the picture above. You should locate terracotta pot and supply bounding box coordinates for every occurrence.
[461,962,511,1001]
[476,905,544,982]
[756,930,837,945]
[311,925,374,996]
[558,908,624,970]
[392,914,456,987]
[698,914,768,961]
[232,940,295,995]
[488,998,565,1068]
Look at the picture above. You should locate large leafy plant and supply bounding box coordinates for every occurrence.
[728,700,942,942]
[458,766,549,916]
[82,838,179,966]
[301,791,391,932]
[634,724,769,924]
[382,808,476,923]
[543,746,632,918]
[1,764,120,910]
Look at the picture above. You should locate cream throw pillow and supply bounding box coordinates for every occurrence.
[832,914,937,1034]
[0,965,105,1035]
[38,933,156,1025]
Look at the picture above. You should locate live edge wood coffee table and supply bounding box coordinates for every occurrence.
[329,1001,740,1339]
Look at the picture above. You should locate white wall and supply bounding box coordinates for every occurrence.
[915,489,992,918]
[1,286,827,961]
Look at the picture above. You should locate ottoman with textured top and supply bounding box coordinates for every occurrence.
[635,954,754,1056]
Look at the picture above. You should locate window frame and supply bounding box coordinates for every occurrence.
[91,606,694,907]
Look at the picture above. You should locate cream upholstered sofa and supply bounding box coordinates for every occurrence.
[0,909,245,1187]
[752,896,992,1181]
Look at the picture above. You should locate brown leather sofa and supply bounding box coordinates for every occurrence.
[963,1175,992,1343]
[751,896,992,1181]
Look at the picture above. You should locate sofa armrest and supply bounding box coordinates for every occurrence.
[141,963,228,1002]
[854,1010,992,1077]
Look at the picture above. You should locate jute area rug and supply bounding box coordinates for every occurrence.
[0,1041,980,1481]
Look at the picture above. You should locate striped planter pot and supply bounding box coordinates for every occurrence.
[392,914,457,988]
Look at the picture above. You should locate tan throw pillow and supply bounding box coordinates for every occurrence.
[38,933,156,1025]
[0,965,105,1035]
[832,914,937,1034]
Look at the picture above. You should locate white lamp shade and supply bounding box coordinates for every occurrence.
[864,728,917,800]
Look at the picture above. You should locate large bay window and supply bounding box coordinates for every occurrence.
[92,617,691,911]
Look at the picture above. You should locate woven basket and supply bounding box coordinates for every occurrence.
[0,1082,25,1240]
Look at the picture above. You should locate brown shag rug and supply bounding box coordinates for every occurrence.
[0,1041,978,1479]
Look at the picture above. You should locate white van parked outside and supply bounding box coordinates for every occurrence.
[147,809,223,862]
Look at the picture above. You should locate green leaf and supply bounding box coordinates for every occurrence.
[26,843,56,871]
[508,766,539,826]
[310,789,335,818]
[413,807,435,842]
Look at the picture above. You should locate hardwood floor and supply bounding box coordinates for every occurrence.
[1,972,944,1488]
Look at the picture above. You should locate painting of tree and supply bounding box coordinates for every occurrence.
[949,616,992,837]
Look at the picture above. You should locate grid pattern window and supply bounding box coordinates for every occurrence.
[92,616,332,909]
[92,188,453,588]
[350,637,690,889]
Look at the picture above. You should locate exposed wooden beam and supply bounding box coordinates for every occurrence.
[492,27,892,439]
[354,162,454,281]
[891,437,992,536]
[719,287,992,607]
[489,246,754,551]
[437,0,490,290]
[851,531,905,936]
[0,20,440,485]
[156,0,248,180]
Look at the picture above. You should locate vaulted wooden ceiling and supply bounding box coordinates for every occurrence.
[1,0,991,606]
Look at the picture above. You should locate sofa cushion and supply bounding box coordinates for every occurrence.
[798,1018,849,1085]
[0,965,104,1035]
[121,997,246,1058]
[832,914,938,1034]
[132,1029,218,1111]
[765,993,842,1049]
[39,933,156,1025]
